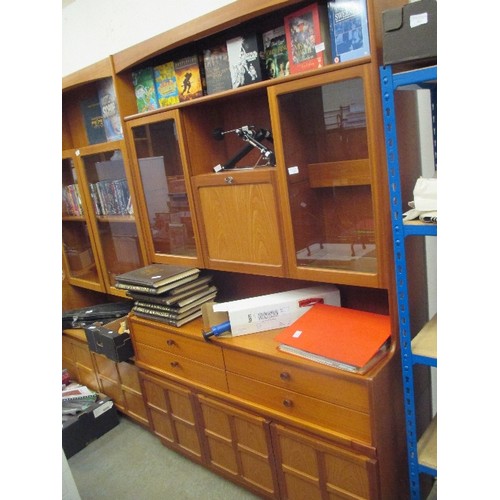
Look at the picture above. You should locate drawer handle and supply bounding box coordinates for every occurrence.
[170,361,179,368]
[282,399,293,408]
[280,371,290,381]
[166,339,175,346]
[224,175,234,184]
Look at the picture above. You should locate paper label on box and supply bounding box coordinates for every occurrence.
[410,12,428,28]
[93,400,113,418]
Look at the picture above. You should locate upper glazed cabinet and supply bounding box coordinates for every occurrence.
[70,0,401,287]
[62,60,147,296]
[125,110,203,267]
[269,63,390,288]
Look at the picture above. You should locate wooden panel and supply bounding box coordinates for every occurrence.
[123,389,149,425]
[227,372,371,444]
[307,160,371,188]
[273,424,378,500]
[198,394,279,498]
[93,353,120,381]
[117,361,142,392]
[191,169,285,276]
[224,349,369,413]
[131,321,224,368]
[141,373,203,461]
[135,343,228,392]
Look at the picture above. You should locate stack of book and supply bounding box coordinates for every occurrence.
[115,264,217,327]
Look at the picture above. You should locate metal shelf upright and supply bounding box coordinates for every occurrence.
[379,64,437,500]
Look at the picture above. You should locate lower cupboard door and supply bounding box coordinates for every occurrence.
[197,394,280,499]
[140,372,203,463]
[271,424,379,500]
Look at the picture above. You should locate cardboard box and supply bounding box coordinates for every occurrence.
[213,285,340,336]
[382,0,436,65]
[62,396,119,459]
[85,317,134,363]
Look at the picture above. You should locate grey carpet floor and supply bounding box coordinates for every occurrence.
[68,414,261,499]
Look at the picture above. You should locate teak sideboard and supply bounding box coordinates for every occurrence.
[62,1,434,498]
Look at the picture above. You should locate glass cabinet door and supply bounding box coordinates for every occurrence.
[126,111,202,266]
[62,152,105,291]
[270,66,383,287]
[77,143,145,293]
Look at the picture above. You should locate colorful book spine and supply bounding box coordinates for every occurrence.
[97,77,124,141]
[284,2,332,74]
[174,54,206,102]
[203,45,232,95]
[132,67,160,113]
[327,0,370,64]
[226,33,264,88]
[80,96,107,145]
[154,61,180,107]
[262,26,289,79]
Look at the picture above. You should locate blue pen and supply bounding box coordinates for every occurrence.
[202,321,231,341]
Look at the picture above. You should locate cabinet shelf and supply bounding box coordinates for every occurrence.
[411,314,437,366]
[403,220,437,237]
[95,215,136,223]
[307,159,371,188]
[62,215,86,222]
[417,414,437,474]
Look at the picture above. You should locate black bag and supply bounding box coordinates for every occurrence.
[62,301,133,329]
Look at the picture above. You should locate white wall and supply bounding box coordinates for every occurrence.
[62,0,235,77]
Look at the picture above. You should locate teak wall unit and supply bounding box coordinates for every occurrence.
[62,1,418,498]
[380,64,437,500]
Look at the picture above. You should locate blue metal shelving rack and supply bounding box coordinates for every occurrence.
[380,64,437,500]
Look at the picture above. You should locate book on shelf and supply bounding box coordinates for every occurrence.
[166,273,213,297]
[133,308,203,328]
[284,2,332,74]
[63,183,83,216]
[327,0,370,64]
[80,95,107,145]
[132,67,160,113]
[115,263,200,288]
[154,61,180,107]
[203,44,232,95]
[274,303,391,374]
[262,26,289,79]
[127,280,214,307]
[90,178,131,216]
[126,273,213,301]
[132,287,217,315]
[115,273,199,295]
[174,54,206,102]
[226,33,264,88]
[97,77,124,141]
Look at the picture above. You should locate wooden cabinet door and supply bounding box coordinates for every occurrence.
[140,370,204,463]
[191,168,286,276]
[197,394,280,499]
[272,424,379,500]
[117,361,149,426]
[63,335,100,392]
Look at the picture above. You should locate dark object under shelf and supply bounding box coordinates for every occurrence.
[62,301,133,330]
[62,395,119,459]
[382,0,437,65]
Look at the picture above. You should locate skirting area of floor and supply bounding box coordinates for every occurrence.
[66,414,261,499]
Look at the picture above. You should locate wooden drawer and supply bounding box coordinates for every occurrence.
[227,372,371,444]
[224,349,369,413]
[135,342,228,392]
[131,321,224,369]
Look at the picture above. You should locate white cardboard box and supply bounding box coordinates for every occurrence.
[213,285,341,336]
